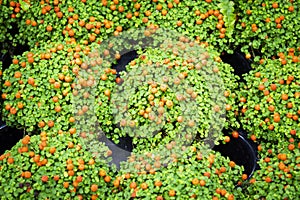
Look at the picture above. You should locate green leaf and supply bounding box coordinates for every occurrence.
[218,0,235,38]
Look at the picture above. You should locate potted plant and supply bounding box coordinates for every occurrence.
[234,0,300,60]
[112,143,246,199]
[230,58,300,142]
[0,131,115,199]
[244,140,300,199]
[72,27,240,154]
[0,0,25,53]
[0,0,238,56]
[225,55,300,199]
[0,41,101,133]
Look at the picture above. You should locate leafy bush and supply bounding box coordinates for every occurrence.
[1,41,113,133]
[232,59,300,142]
[1,0,237,54]
[244,140,300,199]
[0,132,113,200]
[13,0,125,47]
[70,28,240,152]
[0,0,25,51]
[110,46,239,149]
[234,0,300,59]
[114,144,245,199]
[0,130,248,199]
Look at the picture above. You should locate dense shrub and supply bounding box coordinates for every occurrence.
[0,132,113,200]
[234,0,300,59]
[232,59,300,142]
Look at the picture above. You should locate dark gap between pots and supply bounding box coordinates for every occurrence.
[213,129,259,179]
[220,51,252,81]
[111,50,138,77]
[0,120,24,155]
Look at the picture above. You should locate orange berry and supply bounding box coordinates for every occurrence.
[24,171,32,178]
[169,189,176,196]
[232,131,239,138]
[104,176,111,183]
[91,184,98,192]
[199,180,206,186]
[242,174,248,180]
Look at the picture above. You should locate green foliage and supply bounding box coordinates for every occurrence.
[244,141,300,200]
[0,132,113,200]
[0,60,2,91]
[114,146,245,200]
[100,45,239,149]
[218,0,236,44]
[233,59,300,142]
[0,0,238,53]
[234,0,300,59]
[1,1,300,199]
[1,42,83,132]
[0,61,2,114]
[0,0,28,53]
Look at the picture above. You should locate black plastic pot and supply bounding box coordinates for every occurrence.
[220,51,252,81]
[100,129,259,178]
[0,32,30,154]
[213,129,258,179]
[0,43,29,70]
[98,135,133,168]
[218,51,258,178]
[111,50,138,77]
[0,120,24,154]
